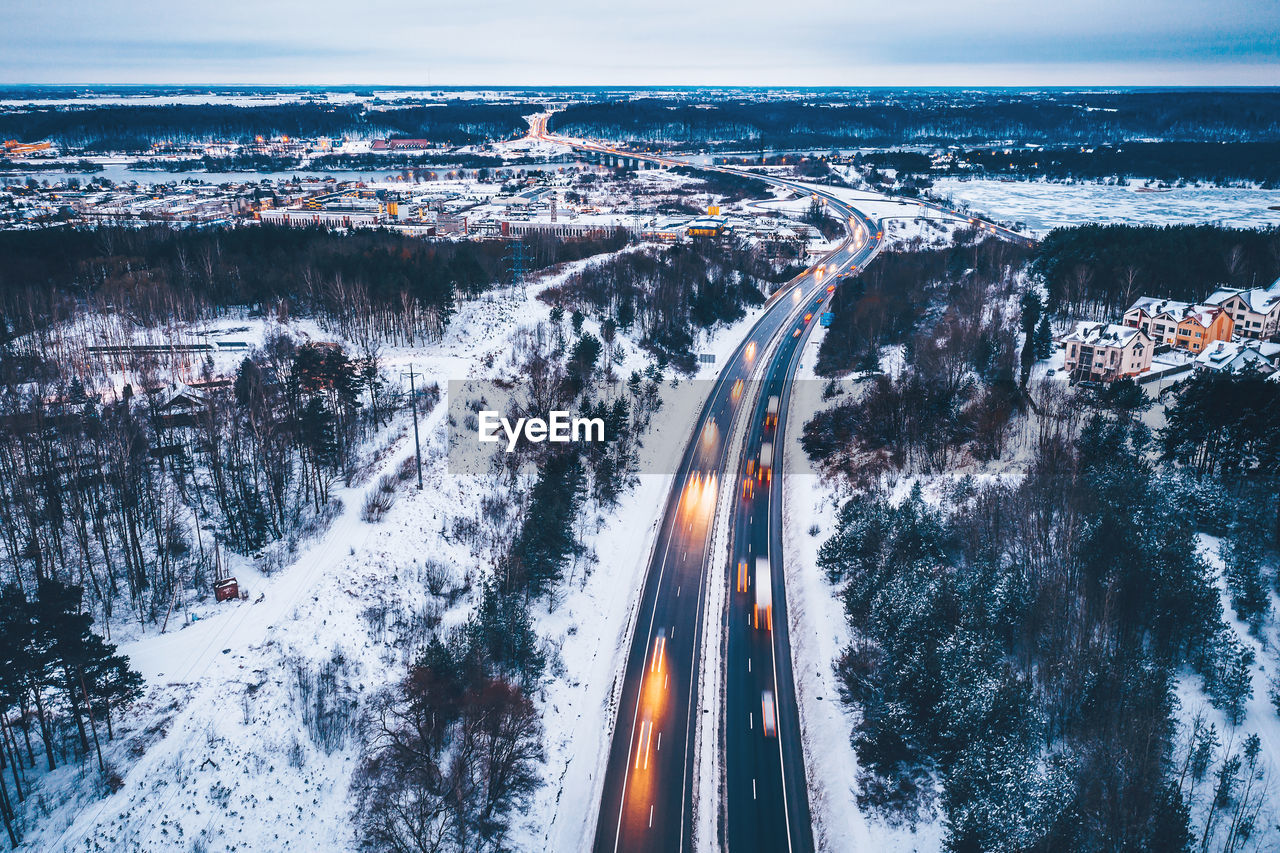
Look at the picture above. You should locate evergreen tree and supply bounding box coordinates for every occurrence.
[1221,534,1270,634]
[464,582,545,691]
[1033,313,1053,360]
[509,452,585,599]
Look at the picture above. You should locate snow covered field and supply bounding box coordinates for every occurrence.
[21,237,785,852]
[931,178,1280,236]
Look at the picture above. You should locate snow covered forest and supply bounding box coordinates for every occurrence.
[800,225,1280,850]
[550,90,1280,150]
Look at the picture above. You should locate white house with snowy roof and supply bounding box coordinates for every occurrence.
[1192,339,1280,376]
[1202,277,1280,341]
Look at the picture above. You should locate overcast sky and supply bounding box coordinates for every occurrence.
[3,0,1278,86]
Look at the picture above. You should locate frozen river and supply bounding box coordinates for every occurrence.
[931,177,1280,235]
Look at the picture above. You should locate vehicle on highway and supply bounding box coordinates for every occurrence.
[758,442,773,483]
[765,395,779,430]
[761,689,777,737]
[755,556,773,630]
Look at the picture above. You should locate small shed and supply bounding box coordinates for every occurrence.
[214,577,239,602]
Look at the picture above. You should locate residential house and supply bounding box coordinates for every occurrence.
[1193,339,1280,376]
[1062,322,1153,381]
[1122,297,1234,353]
[1202,278,1280,340]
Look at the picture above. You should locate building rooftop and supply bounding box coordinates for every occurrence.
[1063,321,1145,348]
[1204,285,1280,314]
[1194,339,1280,373]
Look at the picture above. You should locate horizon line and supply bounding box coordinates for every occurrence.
[4,83,1280,91]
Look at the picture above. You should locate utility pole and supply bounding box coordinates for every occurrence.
[402,365,424,490]
[507,240,529,300]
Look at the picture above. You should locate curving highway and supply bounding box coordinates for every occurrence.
[534,117,880,853]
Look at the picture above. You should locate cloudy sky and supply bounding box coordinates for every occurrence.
[3,0,1278,86]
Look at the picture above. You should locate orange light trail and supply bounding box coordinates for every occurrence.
[635,720,653,770]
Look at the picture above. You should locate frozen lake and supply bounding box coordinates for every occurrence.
[931,177,1280,235]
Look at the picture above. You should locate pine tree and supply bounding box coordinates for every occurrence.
[1033,313,1053,361]
[297,397,339,507]
[509,452,585,599]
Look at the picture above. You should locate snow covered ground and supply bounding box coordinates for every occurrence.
[931,178,1280,236]
[779,327,943,853]
[21,240,785,852]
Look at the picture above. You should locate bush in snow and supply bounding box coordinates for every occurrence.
[361,474,398,523]
[290,649,358,754]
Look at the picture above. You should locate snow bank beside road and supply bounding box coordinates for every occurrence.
[781,327,943,852]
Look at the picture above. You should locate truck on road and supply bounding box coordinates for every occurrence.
[755,556,772,630]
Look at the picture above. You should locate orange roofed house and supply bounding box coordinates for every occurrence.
[1063,322,1153,382]
[1122,297,1234,353]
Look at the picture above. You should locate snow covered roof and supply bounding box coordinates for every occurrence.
[1125,296,1222,326]
[1193,340,1280,374]
[1063,321,1146,348]
[1203,285,1280,314]
[160,382,208,410]
[1182,304,1221,327]
[1126,296,1190,318]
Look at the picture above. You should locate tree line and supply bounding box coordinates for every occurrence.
[0,224,626,352]
[1031,224,1280,322]
[541,239,775,373]
[804,237,1030,482]
[0,102,532,151]
[549,91,1280,150]
[813,236,1031,378]
[947,142,1280,187]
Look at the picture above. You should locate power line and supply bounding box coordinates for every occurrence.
[401,365,424,490]
[506,239,530,300]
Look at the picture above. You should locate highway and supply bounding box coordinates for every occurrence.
[718,176,871,853]
[533,116,880,852]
